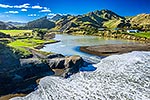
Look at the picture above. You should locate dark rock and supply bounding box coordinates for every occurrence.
[18,58,54,79]
[46,56,84,77]
[0,44,20,72]
[46,54,64,59]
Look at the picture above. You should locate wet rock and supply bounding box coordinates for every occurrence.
[46,55,84,77]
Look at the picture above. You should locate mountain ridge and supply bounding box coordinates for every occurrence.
[0,9,150,31]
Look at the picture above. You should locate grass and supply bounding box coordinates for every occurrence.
[8,38,56,58]
[0,30,32,36]
[129,32,150,39]
[9,39,56,47]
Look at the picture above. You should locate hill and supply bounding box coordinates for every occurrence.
[52,10,150,33]
[129,14,150,30]
[26,16,55,29]
[0,21,16,29]
[53,9,125,34]
[49,14,64,21]
[7,21,26,27]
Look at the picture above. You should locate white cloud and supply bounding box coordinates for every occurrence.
[5,11,19,14]
[43,7,48,10]
[32,5,42,9]
[0,3,30,9]
[14,3,30,8]
[0,4,13,8]
[28,14,37,17]
[21,9,27,12]
[39,9,51,13]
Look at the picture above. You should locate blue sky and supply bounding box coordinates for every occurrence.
[0,0,150,22]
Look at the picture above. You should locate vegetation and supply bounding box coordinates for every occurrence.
[32,29,48,39]
[0,29,56,58]
[8,38,55,58]
[130,32,150,38]
[0,30,32,37]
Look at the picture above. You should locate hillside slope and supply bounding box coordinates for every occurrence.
[26,16,55,29]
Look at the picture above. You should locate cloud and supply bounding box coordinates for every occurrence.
[5,11,19,14]
[0,4,13,8]
[28,14,37,17]
[0,3,30,9]
[14,3,30,8]
[39,9,51,13]
[21,9,27,12]
[32,5,42,9]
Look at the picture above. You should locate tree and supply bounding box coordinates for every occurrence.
[33,29,48,39]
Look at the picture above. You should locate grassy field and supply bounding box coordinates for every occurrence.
[0,30,32,36]
[130,32,150,39]
[8,38,55,48]
[8,38,56,58]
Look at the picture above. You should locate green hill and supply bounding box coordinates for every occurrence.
[53,9,125,34]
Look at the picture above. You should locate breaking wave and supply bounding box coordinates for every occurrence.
[11,51,150,100]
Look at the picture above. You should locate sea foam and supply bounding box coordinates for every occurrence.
[11,51,150,100]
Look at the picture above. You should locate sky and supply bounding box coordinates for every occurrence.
[0,0,150,22]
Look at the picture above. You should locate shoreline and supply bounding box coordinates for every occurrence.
[80,43,150,56]
[34,40,60,49]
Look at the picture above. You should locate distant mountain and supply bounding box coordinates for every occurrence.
[7,21,26,26]
[53,9,150,33]
[49,14,64,21]
[26,16,55,29]
[0,21,16,29]
[1,9,149,32]
[53,9,125,33]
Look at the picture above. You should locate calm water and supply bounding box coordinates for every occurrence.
[40,34,137,62]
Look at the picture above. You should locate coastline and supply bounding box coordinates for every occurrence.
[80,43,150,56]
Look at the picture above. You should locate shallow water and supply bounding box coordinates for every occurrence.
[40,34,137,63]
[11,51,150,100]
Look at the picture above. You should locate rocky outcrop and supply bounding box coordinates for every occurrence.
[46,55,84,77]
[0,45,84,96]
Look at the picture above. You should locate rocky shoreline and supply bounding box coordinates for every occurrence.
[0,43,84,99]
[80,43,150,56]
